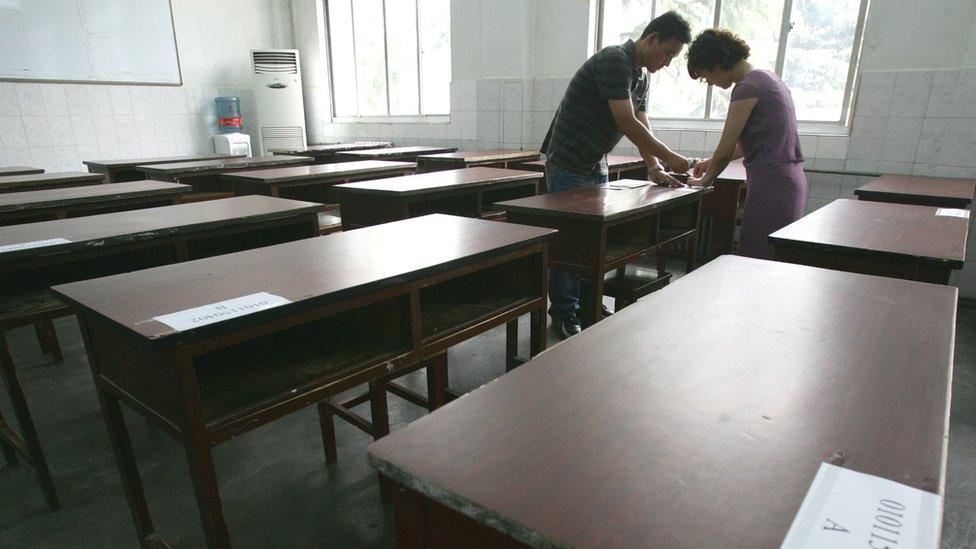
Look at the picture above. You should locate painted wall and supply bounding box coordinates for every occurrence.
[0,0,292,172]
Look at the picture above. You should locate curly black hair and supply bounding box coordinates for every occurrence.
[686,29,751,79]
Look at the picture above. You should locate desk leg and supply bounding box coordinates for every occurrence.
[582,275,604,328]
[425,354,448,410]
[505,320,518,372]
[182,429,230,548]
[34,321,63,364]
[0,409,18,466]
[0,333,59,510]
[530,309,546,356]
[369,380,390,439]
[95,389,158,545]
[316,403,338,464]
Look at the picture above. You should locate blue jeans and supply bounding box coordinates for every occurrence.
[546,163,609,321]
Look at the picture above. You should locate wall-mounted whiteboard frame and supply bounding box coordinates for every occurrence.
[0,0,183,86]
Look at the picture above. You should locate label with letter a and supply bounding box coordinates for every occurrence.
[0,238,71,253]
[153,292,291,331]
[935,208,969,218]
[781,462,940,549]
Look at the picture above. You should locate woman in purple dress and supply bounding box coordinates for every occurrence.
[686,29,808,260]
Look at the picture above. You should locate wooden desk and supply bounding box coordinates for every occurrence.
[416,149,540,172]
[769,198,967,284]
[0,196,322,512]
[336,145,457,162]
[0,166,43,177]
[223,160,416,234]
[369,255,955,548]
[0,180,191,226]
[855,174,976,208]
[515,155,649,188]
[498,183,704,326]
[336,167,544,229]
[269,141,393,164]
[52,214,553,547]
[84,154,244,183]
[673,159,748,258]
[0,171,104,193]
[136,155,314,202]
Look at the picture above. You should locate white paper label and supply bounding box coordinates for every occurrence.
[152,292,291,331]
[781,463,940,549]
[935,208,969,218]
[606,180,648,189]
[0,237,71,253]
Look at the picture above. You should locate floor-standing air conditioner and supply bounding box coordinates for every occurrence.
[251,49,307,155]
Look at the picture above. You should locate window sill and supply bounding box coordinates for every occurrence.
[330,115,451,124]
[649,118,851,137]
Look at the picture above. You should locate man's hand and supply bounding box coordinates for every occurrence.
[666,153,691,174]
[686,175,711,188]
[649,169,685,188]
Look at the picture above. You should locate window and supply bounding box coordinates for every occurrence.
[596,0,867,123]
[325,0,451,119]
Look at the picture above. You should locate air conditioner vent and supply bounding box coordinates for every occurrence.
[253,51,298,75]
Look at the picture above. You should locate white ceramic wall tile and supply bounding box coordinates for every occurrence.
[93,115,118,144]
[48,116,74,146]
[503,80,523,112]
[108,87,133,116]
[846,116,885,160]
[0,83,19,116]
[4,146,31,165]
[890,71,933,117]
[807,173,843,199]
[798,135,818,159]
[656,129,680,150]
[877,161,915,175]
[445,120,461,140]
[532,111,551,143]
[804,198,831,213]
[913,163,976,179]
[477,80,500,111]
[477,111,500,142]
[503,111,521,143]
[531,79,552,112]
[53,145,79,170]
[0,116,28,148]
[113,115,137,144]
[87,87,113,116]
[154,115,174,142]
[551,79,570,100]
[64,85,92,116]
[15,84,44,116]
[954,70,976,118]
[925,70,960,118]
[29,146,58,170]
[679,131,705,152]
[853,72,894,117]
[844,159,879,173]
[170,88,189,114]
[936,118,976,168]
[118,143,141,159]
[40,85,69,116]
[814,158,846,171]
[703,131,722,152]
[22,116,52,147]
[880,117,922,163]
[450,81,462,113]
[841,175,867,197]
[150,87,171,115]
[460,80,477,111]
[817,136,849,159]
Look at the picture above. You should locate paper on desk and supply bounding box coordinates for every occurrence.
[781,462,940,549]
[0,238,71,253]
[153,292,292,331]
[607,180,648,189]
[935,208,969,218]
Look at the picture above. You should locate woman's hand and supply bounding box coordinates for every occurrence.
[693,157,712,178]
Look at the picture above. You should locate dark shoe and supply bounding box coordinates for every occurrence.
[601,304,613,317]
[554,315,582,340]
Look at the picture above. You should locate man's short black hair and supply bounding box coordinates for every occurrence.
[639,11,692,44]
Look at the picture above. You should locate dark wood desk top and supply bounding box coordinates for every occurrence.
[0,171,104,192]
[0,180,190,213]
[673,158,748,183]
[83,154,244,170]
[0,195,322,262]
[0,166,44,176]
[335,167,542,196]
[269,141,393,155]
[136,155,313,176]
[517,155,645,172]
[369,254,955,547]
[497,183,703,221]
[416,149,540,163]
[220,160,415,184]
[855,174,976,205]
[53,214,556,345]
[340,146,458,159]
[769,198,967,267]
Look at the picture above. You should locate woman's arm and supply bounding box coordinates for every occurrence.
[689,98,756,187]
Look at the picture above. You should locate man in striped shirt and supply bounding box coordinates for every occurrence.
[542,11,693,339]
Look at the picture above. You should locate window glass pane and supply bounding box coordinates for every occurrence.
[327,0,357,117]
[385,0,420,115]
[710,0,784,118]
[600,0,654,45]
[419,0,451,115]
[352,0,388,116]
[782,0,860,121]
[648,0,713,119]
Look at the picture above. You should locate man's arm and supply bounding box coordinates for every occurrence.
[635,110,685,186]
[610,99,689,174]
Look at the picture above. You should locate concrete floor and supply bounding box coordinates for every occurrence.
[2,262,975,547]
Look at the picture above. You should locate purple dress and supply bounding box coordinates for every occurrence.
[731,70,808,260]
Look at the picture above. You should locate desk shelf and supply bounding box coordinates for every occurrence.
[407,194,480,219]
[194,297,410,423]
[482,185,536,213]
[421,256,538,342]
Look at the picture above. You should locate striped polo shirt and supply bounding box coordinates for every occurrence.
[542,39,649,176]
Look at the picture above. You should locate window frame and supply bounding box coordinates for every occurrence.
[593,0,870,127]
[323,0,451,123]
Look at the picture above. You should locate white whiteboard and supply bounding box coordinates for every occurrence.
[0,0,181,85]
